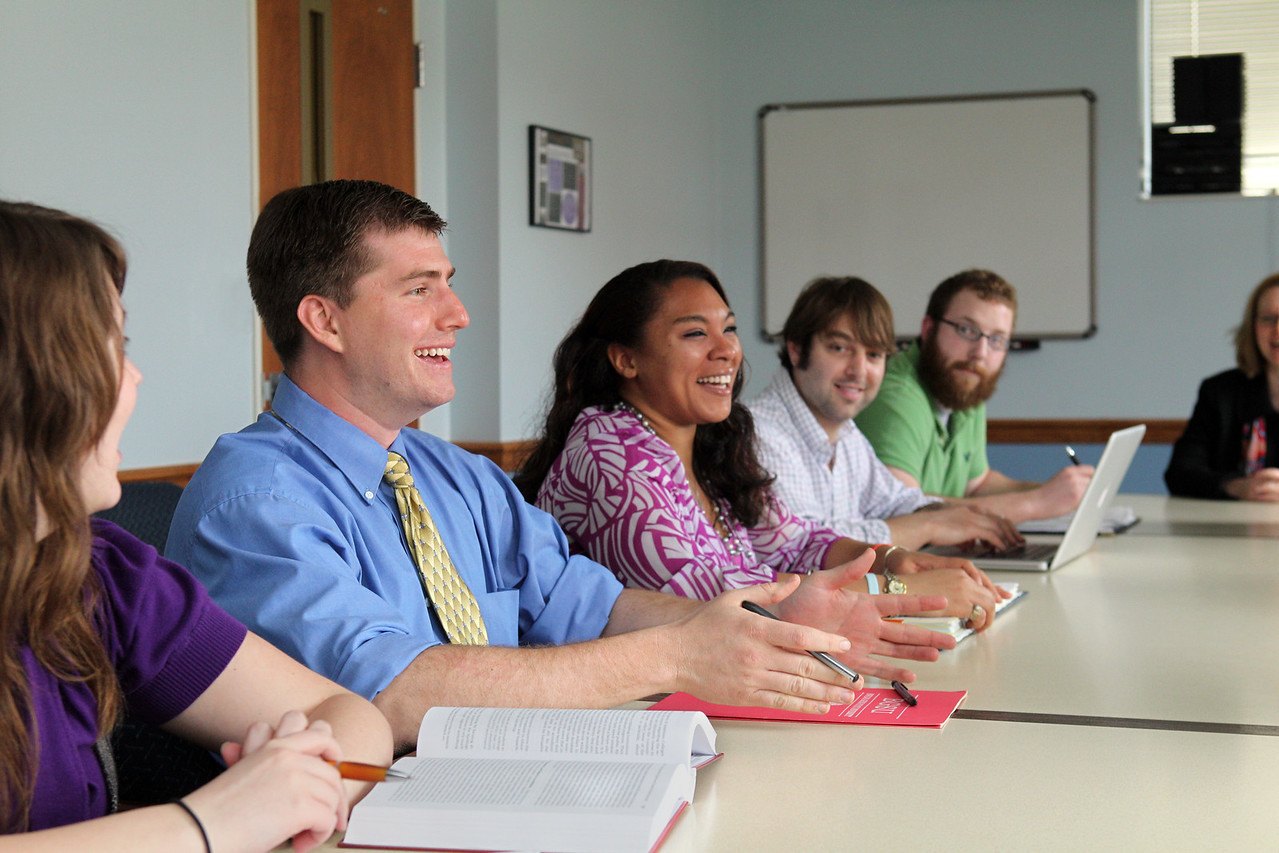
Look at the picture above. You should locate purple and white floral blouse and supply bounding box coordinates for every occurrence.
[535,405,841,600]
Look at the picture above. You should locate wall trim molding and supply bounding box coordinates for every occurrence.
[117,419,1183,484]
[118,464,199,486]
[986,418,1184,445]
[455,440,537,473]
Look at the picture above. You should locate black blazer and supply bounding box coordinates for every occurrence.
[1165,368,1279,498]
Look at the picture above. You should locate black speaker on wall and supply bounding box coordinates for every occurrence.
[1152,53,1244,195]
[1173,53,1244,125]
[1151,123,1242,194]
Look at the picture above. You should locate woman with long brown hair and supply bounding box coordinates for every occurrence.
[0,201,390,849]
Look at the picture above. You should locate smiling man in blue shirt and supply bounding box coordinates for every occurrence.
[168,180,953,750]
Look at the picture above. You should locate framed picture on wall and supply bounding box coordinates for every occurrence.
[529,125,592,232]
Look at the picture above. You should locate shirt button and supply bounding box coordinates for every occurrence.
[364,490,375,500]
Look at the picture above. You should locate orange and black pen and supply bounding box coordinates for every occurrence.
[327,760,410,782]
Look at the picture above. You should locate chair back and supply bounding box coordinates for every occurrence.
[94,481,184,551]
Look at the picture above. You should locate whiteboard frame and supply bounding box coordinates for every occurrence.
[757,89,1097,345]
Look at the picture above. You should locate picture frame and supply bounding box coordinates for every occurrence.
[529,125,592,232]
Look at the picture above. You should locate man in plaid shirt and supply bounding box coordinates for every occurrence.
[748,276,1021,550]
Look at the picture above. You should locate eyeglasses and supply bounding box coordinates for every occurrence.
[938,318,1010,352]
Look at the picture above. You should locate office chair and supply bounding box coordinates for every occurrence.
[94,480,183,551]
[95,480,225,804]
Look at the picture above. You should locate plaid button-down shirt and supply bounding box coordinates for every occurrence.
[748,371,938,544]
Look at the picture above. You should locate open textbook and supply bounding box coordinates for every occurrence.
[888,582,1025,643]
[342,706,719,853]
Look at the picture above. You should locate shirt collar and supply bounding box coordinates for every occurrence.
[767,370,856,458]
[270,374,397,503]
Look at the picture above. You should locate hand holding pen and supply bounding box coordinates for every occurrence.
[768,554,956,683]
[1034,447,1093,515]
[742,600,921,707]
[741,600,861,683]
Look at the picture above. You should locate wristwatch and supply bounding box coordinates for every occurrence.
[883,571,907,595]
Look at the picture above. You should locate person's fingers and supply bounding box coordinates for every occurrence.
[874,593,949,616]
[220,740,244,767]
[740,653,861,712]
[996,513,1025,545]
[813,549,876,587]
[273,709,310,739]
[751,571,803,604]
[241,720,274,756]
[286,759,344,853]
[844,657,920,683]
[965,597,993,632]
[971,509,1015,542]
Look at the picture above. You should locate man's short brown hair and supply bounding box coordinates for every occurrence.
[248,179,446,367]
[778,276,896,374]
[925,269,1018,322]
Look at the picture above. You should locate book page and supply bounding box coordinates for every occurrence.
[380,757,683,812]
[344,757,694,852]
[416,707,715,765]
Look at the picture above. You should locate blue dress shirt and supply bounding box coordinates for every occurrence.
[167,376,623,699]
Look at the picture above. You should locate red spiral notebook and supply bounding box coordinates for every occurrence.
[651,688,966,729]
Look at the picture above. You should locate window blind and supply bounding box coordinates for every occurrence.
[1149,0,1279,192]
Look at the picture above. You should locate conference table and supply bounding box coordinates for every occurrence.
[323,494,1279,851]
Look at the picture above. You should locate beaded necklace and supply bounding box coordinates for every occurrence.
[612,401,747,558]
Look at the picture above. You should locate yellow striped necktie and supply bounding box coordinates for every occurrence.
[383,451,488,645]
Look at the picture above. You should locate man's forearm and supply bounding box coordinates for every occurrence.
[372,620,681,750]
[884,513,937,550]
[600,588,700,635]
[955,472,1043,523]
[968,468,1036,497]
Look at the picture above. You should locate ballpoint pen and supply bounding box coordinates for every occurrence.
[1065,446,1081,466]
[891,680,918,706]
[740,600,859,683]
[327,760,410,782]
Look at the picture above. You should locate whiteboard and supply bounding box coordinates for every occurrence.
[759,91,1095,341]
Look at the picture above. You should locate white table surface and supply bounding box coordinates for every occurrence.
[904,523,1279,725]
[321,495,1279,852]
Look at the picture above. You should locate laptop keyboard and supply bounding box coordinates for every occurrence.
[972,542,1058,560]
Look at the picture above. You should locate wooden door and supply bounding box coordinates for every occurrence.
[256,0,416,399]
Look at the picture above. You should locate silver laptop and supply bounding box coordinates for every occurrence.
[924,424,1146,571]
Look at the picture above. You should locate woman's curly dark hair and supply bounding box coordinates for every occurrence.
[516,259,774,526]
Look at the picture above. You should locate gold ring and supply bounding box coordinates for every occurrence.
[968,604,986,625]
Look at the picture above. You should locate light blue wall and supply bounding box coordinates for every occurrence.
[490,0,726,440]
[417,0,728,441]
[988,443,1172,496]
[0,1,259,469]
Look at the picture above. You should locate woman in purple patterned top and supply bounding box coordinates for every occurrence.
[519,261,1001,619]
[1,201,391,849]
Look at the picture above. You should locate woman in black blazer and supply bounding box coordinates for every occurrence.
[1166,273,1279,499]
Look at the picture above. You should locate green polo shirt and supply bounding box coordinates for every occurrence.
[854,342,988,497]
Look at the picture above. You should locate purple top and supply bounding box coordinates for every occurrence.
[23,519,246,830]
[536,406,841,600]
